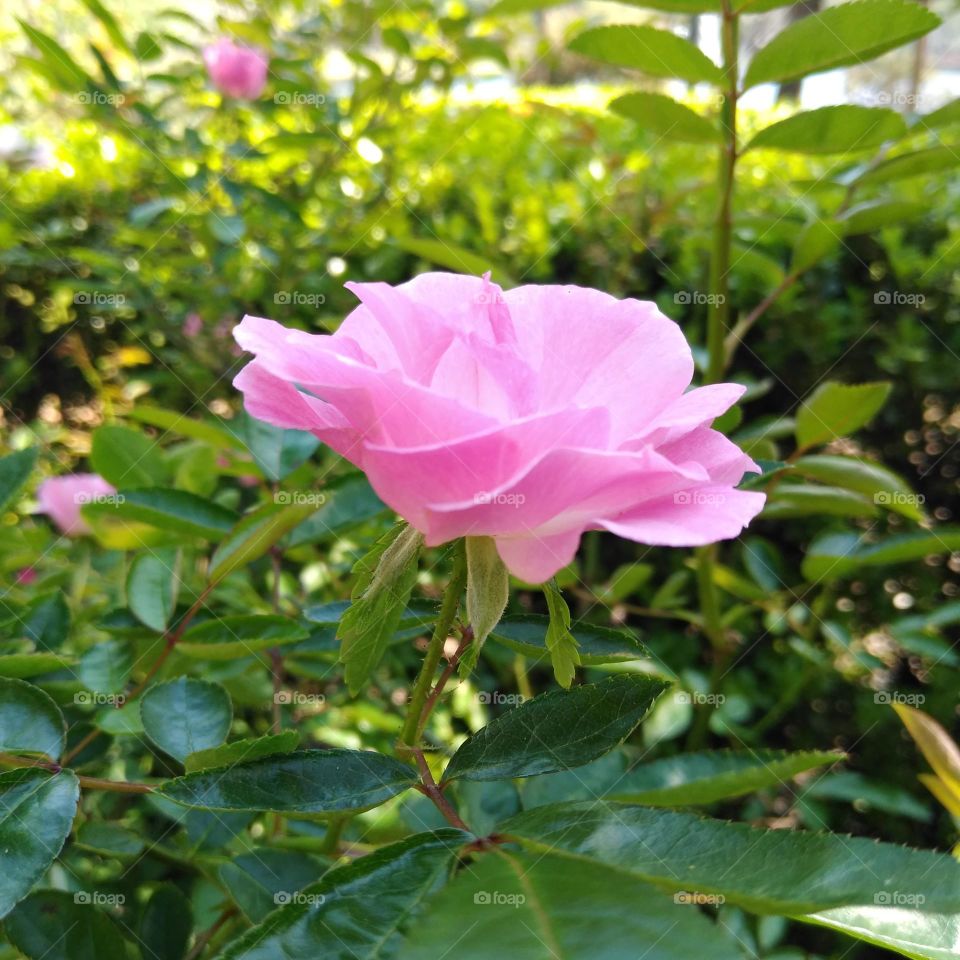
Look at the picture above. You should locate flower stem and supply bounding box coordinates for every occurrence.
[400,540,467,747]
[411,748,470,832]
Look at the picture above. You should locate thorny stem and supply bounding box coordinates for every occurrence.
[415,628,473,742]
[411,748,471,832]
[400,540,467,746]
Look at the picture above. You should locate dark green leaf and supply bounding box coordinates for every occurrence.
[0,448,37,512]
[177,615,308,660]
[159,749,419,814]
[803,529,960,581]
[90,424,169,488]
[502,801,960,914]
[75,821,145,857]
[81,0,133,55]
[238,413,320,482]
[0,677,65,761]
[216,831,467,960]
[747,107,906,154]
[570,25,723,84]
[23,593,70,651]
[442,675,668,783]
[791,219,841,272]
[219,849,328,923]
[761,484,878,519]
[0,653,74,679]
[129,405,244,449]
[795,380,892,449]
[4,889,126,958]
[185,731,300,773]
[127,549,178,632]
[0,769,79,918]
[743,0,940,88]
[399,850,744,960]
[140,677,233,762]
[490,615,648,664]
[85,488,238,540]
[209,501,321,584]
[857,146,960,186]
[605,749,844,805]
[838,199,927,234]
[609,92,720,144]
[286,474,386,546]
[140,886,193,960]
[338,524,423,695]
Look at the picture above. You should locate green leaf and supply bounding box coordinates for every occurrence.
[75,821,145,857]
[743,0,940,89]
[22,593,70,651]
[398,850,744,960]
[90,424,169,488]
[490,615,648,664]
[18,21,94,90]
[215,831,467,960]
[924,98,960,129]
[0,653,74,679]
[78,638,132,694]
[4,889,126,958]
[391,237,516,287]
[128,405,244,449]
[605,749,844,805]
[857,146,960,186]
[747,106,906,154]
[338,524,423,695]
[0,448,37,512]
[0,769,79,918]
[442,675,668,783]
[127,549,178,632]
[838,199,927,234]
[493,0,723,13]
[795,380,892,449]
[501,801,960,914]
[140,886,193,960]
[135,30,162,61]
[762,484,878,519]
[159,749,419,814]
[81,0,133,55]
[219,849,328,923]
[793,454,925,521]
[286,474,386,546]
[790,219,841,271]
[177,614,308,660]
[238,413,320,482]
[803,529,960,581]
[0,677,65,761]
[805,904,960,960]
[609,92,720,144]
[85,488,238,540]
[209,501,321,584]
[570,25,722,84]
[185,731,300,773]
[140,677,233,762]
[466,536,509,647]
[542,581,581,688]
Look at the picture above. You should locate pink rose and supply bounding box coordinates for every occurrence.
[203,38,268,100]
[233,273,765,583]
[37,473,116,537]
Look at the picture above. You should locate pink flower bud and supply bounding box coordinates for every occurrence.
[203,38,268,100]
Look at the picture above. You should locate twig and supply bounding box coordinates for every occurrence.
[411,748,470,832]
[415,628,473,741]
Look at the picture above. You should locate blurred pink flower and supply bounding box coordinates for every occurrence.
[15,567,37,586]
[183,312,203,337]
[203,38,268,100]
[233,273,765,583]
[37,473,116,537]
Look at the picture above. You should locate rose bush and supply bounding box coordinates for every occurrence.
[234,272,765,582]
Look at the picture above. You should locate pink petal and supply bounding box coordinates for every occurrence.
[495,529,583,584]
